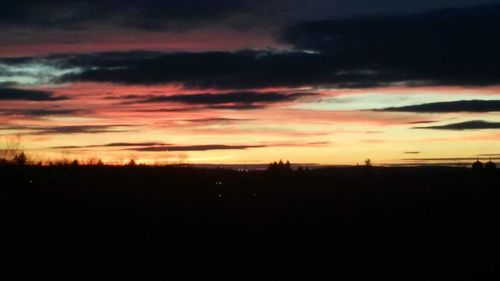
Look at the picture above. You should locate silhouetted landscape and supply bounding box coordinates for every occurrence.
[3,0,500,278]
[1,162,499,279]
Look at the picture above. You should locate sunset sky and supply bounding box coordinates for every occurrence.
[1,0,500,166]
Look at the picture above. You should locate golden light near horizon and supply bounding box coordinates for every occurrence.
[1,1,500,166]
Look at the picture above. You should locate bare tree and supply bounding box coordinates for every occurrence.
[0,135,21,161]
[59,149,72,165]
[85,157,99,165]
[13,152,27,166]
[1,135,29,165]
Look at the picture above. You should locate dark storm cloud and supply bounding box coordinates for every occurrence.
[1,0,497,31]
[55,50,420,89]
[0,87,67,101]
[280,4,500,87]
[56,2,500,89]
[378,100,500,113]
[414,121,500,130]
[3,3,500,88]
[58,51,344,89]
[0,0,252,31]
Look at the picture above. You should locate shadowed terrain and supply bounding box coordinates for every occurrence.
[1,165,499,279]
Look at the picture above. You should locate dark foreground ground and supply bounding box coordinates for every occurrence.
[1,165,499,279]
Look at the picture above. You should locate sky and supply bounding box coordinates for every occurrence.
[1,0,500,166]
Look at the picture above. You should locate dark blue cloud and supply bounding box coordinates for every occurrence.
[414,120,500,130]
[3,4,500,89]
[377,100,500,113]
[0,87,67,101]
[1,0,497,31]
[0,0,250,31]
[280,4,500,87]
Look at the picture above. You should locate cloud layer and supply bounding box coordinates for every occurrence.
[280,4,500,87]
[2,1,500,164]
[1,4,500,89]
[0,87,66,101]
[118,91,315,110]
[0,125,133,135]
[3,0,495,32]
[415,121,500,130]
[0,0,251,31]
[378,100,500,113]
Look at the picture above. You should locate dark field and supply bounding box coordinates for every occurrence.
[1,165,499,279]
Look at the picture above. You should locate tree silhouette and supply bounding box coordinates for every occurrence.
[1,135,27,165]
[485,159,496,170]
[268,160,293,173]
[13,152,27,166]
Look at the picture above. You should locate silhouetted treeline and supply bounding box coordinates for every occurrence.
[267,160,292,172]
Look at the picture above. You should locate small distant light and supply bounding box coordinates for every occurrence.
[218,193,222,198]
[29,180,33,184]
